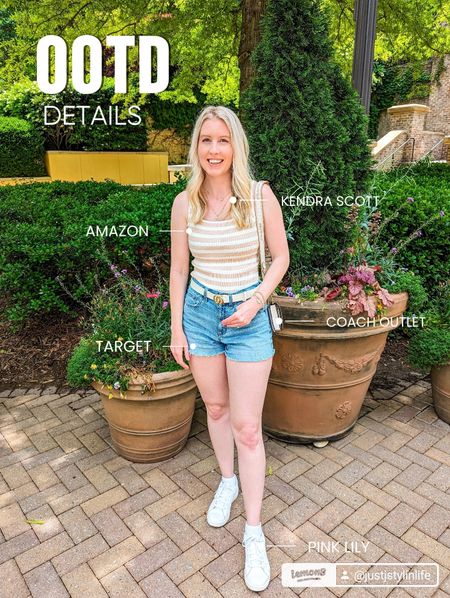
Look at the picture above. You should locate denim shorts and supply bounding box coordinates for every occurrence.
[182,277,275,362]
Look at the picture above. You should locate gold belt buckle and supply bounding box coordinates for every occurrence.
[213,294,224,305]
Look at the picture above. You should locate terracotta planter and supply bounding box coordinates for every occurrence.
[93,368,197,463]
[263,293,408,443]
[431,363,450,424]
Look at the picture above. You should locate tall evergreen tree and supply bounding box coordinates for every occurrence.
[241,0,372,277]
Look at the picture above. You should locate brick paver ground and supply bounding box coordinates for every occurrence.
[0,370,449,597]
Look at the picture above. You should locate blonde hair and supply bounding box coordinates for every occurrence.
[186,105,254,229]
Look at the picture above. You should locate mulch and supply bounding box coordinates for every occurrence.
[0,301,420,390]
[0,299,86,390]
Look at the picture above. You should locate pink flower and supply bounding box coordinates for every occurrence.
[146,292,160,298]
[348,280,364,296]
[162,300,169,309]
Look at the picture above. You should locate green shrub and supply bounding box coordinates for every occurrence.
[0,116,46,176]
[0,79,148,151]
[383,271,428,317]
[371,162,450,294]
[407,329,450,372]
[0,179,185,325]
[407,282,450,372]
[241,0,372,278]
[67,270,181,391]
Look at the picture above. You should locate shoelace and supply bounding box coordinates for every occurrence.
[210,481,236,511]
[242,534,268,568]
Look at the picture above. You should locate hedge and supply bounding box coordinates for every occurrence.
[1,163,448,327]
[372,161,450,294]
[0,179,184,325]
[0,116,46,177]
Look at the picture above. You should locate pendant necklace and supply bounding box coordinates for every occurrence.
[206,192,231,220]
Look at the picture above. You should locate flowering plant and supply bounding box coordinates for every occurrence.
[276,192,442,316]
[65,246,181,394]
[323,263,393,317]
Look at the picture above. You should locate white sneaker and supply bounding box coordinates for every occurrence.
[207,476,239,527]
[242,531,270,592]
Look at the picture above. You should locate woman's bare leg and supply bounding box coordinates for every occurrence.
[189,353,234,476]
[226,356,273,524]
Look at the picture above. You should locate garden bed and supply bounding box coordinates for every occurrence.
[0,298,86,389]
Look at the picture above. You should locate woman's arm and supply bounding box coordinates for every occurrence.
[254,182,290,303]
[221,182,289,328]
[169,190,190,334]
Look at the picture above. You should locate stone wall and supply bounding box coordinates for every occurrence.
[426,55,450,135]
[377,55,449,141]
[371,130,409,169]
[372,56,450,167]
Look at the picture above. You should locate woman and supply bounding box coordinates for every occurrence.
[169,105,289,592]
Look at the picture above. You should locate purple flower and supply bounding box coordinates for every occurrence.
[390,247,398,255]
[416,230,423,237]
[113,381,120,389]
[285,286,295,297]
[439,210,445,217]
[134,285,141,293]
[121,269,127,275]
[114,271,121,278]
[110,264,117,271]
[162,300,169,309]
[406,197,414,203]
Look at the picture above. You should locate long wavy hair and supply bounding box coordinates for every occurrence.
[186,106,255,229]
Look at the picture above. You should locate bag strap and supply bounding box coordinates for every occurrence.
[252,179,269,277]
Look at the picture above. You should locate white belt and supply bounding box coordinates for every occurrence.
[189,279,258,304]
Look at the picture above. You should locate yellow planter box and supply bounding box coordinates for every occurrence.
[44,151,169,185]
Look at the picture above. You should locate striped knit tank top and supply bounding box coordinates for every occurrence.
[187,200,260,292]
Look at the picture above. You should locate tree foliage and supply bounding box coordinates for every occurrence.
[0,0,448,104]
[0,0,241,105]
[322,0,450,77]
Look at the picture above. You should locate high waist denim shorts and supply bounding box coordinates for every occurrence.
[182,277,275,362]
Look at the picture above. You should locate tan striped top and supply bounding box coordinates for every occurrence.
[187,201,260,292]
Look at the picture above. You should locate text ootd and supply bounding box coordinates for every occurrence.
[36,34,169,125]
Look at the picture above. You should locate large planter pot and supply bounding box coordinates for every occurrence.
[92,368,197,463]
[263,292,408,444]
[431,363,450,424]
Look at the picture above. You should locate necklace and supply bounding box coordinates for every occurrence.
[204,191,232,220]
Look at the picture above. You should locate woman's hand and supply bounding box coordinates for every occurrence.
[170,329,190,369]
[221,296,262,328]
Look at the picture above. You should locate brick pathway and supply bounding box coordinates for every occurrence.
[0,373,449,597]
